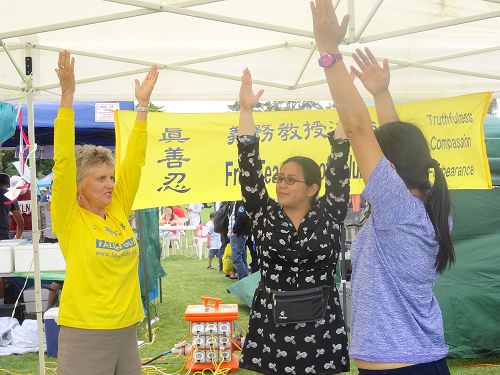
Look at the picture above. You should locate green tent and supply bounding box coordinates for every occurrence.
[435,189,500,358]
[484,115,500,186]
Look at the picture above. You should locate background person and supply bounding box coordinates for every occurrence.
[227,200,252,280]
[0,172,24,306]
[8,175,33,240]
[206,211,222,271]
[187,202,203,226]
[40,185,58,243]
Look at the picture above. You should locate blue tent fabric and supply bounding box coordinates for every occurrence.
[0,102,17,145]
[2,101,134,146]
[37,172,54,188]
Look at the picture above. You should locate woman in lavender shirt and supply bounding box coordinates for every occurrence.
[311,1,455,374]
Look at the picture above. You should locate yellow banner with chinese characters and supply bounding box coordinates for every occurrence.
[115,92,492,210]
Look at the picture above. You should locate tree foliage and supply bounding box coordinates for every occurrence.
[487,99,498,115]
[148,102,165,112]
[228,100,330,112]
[0,149,54,178]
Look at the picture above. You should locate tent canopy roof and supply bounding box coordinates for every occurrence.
[1,0,500,102]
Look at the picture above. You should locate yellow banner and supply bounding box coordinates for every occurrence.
[115,92,492,210]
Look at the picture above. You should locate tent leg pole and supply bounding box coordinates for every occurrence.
[25,43,46,375]
[159,278,163,303]
[347,0,356,43]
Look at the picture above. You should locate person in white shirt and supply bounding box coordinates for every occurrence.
[187,203,203,226]
[206,212,222,271]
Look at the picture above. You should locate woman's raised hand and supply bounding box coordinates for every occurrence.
[239,68,264,111]
[55,50,75,98]
[351,48,390,96]
[310,0,349,53]
[135,65,159,106]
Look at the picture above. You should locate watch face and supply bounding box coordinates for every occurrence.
[319,53,334,67]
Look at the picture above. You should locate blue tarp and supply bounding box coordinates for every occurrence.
[37,172,54,188]
[2,101,134,146]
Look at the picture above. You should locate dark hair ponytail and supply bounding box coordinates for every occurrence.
[427,161,455,273]
[375,121,455,273]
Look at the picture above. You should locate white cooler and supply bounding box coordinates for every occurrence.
[14,243,66,272]
[0,239,27,273]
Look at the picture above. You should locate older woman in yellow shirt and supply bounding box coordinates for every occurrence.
[52,50,158,375]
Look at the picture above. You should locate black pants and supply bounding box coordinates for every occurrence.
[358,358,450,375]
[246,237,259,273]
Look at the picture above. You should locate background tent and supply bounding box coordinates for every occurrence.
[1,0,500,102]
[434,188,500,358]
[2,101,134,147]
[434,114,500,357]
[484,114,500,185]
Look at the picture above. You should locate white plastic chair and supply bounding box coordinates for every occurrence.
[161,231,181,258]
[193,224,209,260]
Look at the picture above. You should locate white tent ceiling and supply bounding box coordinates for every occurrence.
[1,0,500,102]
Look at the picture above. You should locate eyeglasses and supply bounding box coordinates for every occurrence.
[272,175,307,185]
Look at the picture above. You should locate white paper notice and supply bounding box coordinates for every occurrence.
[95,103,120,123]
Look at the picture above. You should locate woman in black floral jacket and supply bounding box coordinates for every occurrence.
[237,68,351,375]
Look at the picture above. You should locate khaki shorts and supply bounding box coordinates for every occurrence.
[57,324,141,375]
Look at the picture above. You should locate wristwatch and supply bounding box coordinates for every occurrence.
[318,52,343,68]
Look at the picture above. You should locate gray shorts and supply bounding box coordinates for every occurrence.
[57,324,140,375]
[208,248,221,259]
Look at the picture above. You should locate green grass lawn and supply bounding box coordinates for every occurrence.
[0,253,499,374]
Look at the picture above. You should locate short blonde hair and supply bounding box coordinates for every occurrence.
[75,145,115,186]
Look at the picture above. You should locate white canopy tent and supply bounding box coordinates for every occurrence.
[1,1,500,374]
[1,0,500,102]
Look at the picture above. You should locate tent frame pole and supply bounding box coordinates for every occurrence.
[355,0,384,40]
[360,10,500,43]
[35,42,286,68]
[104,0,313,37]
[0,83,21,91]
[25,42,46,375]
[404,45,500,65]
[293,46,317,88]
[0,40,28,84]
[35,66,290,92]
[0,0,222,40]
[346,0,356,43]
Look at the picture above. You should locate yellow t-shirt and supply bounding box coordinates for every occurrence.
[52,108,146,329]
